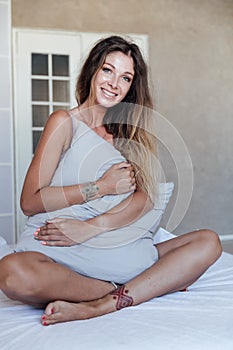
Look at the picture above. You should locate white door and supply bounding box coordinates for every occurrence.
[13,29,148,239]
[13,30,81,236]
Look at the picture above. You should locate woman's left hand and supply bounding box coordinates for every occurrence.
[34,218,91,247]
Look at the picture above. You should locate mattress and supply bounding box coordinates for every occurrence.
[0,228,233,350]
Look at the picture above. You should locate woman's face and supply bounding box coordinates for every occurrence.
[94,51,135,108]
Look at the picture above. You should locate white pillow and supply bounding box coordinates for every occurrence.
[149,182,174,232]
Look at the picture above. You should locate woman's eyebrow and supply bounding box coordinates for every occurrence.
[104,62,134,76]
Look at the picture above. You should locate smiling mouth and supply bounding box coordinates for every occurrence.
[101,88,118,98]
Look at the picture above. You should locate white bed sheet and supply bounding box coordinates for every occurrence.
[0,228,233,350]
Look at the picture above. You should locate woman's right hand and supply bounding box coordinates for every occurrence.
[97,162,136,196]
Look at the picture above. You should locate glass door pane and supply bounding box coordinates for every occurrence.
[31,53,70,153]
[32,105,49,126]
[53,80,70,102]
[52,54,69,76]
[32,79,49,101]
[32,53,48,75]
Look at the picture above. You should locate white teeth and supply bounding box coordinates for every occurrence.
[102,89,117,97]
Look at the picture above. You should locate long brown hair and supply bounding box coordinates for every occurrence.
[76,36,158,202]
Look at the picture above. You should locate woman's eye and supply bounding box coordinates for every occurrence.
[103,67,111,73]
[123,76,131,83]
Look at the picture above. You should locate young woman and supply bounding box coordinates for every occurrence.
[0,36,222,325]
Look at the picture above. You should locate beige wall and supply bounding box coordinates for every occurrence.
[12,0,233,235]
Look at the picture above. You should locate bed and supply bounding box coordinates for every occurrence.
[0,228,232,350]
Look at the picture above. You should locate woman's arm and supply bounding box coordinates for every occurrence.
[35,188,153,246]
[20,110,72,216]
[88,188,153,233]
[20,110,135,217]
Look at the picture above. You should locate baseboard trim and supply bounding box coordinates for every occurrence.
[219,234,233,241]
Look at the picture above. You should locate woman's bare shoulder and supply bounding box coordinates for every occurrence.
[44,110,73,151]
[47,109,72,125]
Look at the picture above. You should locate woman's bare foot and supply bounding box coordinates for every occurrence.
[41,285,135,325]
[41,294,116,326]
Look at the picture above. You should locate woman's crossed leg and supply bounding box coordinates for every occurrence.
[0,251,115,308]
[40,229,222,325]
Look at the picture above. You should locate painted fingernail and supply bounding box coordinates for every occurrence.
[41,315,46,320]
[42,321,47,326]
[51,308,54,314]
[41,241,47,245]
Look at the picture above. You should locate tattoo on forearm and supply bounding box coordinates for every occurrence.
[81,182,100,202]
[110,285,133,310]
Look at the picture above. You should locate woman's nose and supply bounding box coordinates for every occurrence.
[108,75,118,89]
